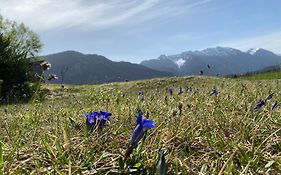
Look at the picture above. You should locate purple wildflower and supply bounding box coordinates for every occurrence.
[84,110,112,130]
[168,88,173,95]
[96,110,112,130]
[138,91,144,95]
[129,111,156,147]
[125,111,156,160]
[255,99,265,109]
[265,93,274,101]
[178,87,183,95]
[272,101,278,111]
[185,83,189,91]
[84,112,98,129]
[210,88,219,96]
[141,95,144,102]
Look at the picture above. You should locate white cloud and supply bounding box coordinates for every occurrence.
[221,31,281,54]
[0,0,213,31]
[169,33,208,42]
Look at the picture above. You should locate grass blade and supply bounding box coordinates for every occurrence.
[0,141,3,171]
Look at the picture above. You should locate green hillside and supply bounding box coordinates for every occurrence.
[0,76,281,174]
[238,70,281,80]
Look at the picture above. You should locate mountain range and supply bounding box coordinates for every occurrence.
[44,51,172,84]
[44,47,281,84]
[140,47,281,76]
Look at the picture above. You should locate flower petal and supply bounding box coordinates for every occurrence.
[88,116,96,124]
[84,113,90,118]
[99,111,112,120]
[136,111,143,125]
[130,124,144,146]
[255,99,265,109]
[142,119,156,129]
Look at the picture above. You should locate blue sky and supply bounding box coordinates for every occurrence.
[1,0,281,63]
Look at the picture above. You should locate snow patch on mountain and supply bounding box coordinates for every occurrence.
[247,48,261,55]
[201,47,240,56]
[174,58,186,68]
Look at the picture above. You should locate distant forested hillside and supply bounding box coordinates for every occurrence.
[44,51,173,84]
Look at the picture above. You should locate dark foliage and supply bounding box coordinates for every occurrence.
[0,33,35,102]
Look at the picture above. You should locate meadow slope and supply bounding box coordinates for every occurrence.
[0,76,281,174]
[239,71,281,80]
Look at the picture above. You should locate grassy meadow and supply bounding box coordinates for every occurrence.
[0,76,281,174]
[239,71,281,80]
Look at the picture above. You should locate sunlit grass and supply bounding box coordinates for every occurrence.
[0,76,281,174]
[239,71,281,80]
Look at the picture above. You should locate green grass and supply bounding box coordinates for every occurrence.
[1,76,281,174]
[239,71,281,80]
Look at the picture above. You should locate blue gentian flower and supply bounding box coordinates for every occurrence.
[96,110,112,129]
[129,111,156,147]
[84,112,98,129]
[272,101,278,111]
[255,99,265,109]
[136,111,143,126]
[210,88,219,96]
[168,88,173,95]
[178,87,183,95]
[141,95,144,102]
[265,93,274,101]
[84,110,112,130]
[185,83,189,91]
[125,111,156,160]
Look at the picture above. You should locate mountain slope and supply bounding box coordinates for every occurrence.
[44,51,173,84]
[140,55,179,74]
[141,47,281,76]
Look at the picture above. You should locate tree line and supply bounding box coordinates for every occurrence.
[0,15,43,103]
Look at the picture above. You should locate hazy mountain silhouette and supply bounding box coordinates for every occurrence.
[44,47,281,84]
[44,51,173,84]
[141,47,281,76]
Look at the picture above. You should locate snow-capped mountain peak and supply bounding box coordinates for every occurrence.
[200,47,241,56]
[157,54,167,60]
[247,48,276,56]
[140,46,281,76]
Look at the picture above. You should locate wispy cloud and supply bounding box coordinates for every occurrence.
[220,31,281,54]
[0,0,213,31]
[169,33,208,42]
